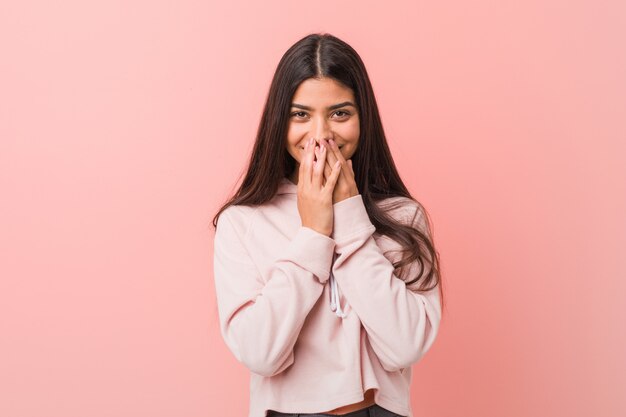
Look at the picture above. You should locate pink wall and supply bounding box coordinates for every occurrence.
[1,1,624,416]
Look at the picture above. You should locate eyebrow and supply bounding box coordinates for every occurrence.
[290,101,357,111]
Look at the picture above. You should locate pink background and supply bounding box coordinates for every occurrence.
[1,1,624,416]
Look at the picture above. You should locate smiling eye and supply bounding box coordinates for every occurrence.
[290,110,352,119]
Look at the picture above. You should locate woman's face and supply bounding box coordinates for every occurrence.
[286,77,360,170]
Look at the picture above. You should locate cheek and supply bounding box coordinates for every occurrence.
[288,144,303,163]
[287,123,306,140]
[287,133,305,151]
[341,120,360,142]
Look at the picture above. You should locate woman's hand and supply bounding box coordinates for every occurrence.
[314,138,359,204]
[297,137,343,237]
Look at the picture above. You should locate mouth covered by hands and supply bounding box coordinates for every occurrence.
[313,138,359,204]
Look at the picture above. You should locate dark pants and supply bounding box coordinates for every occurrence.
[266,403,407,417]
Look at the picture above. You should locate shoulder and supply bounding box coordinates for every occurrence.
[216,204,259,239]
[376,196,425,225]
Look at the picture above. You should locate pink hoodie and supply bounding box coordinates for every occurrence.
[213,176,441,417]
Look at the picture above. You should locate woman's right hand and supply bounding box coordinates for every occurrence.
[297,137,342,237]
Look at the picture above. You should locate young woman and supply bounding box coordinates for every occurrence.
[212,33,444,417]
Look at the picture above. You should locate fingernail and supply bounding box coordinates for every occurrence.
[329,139,335,145]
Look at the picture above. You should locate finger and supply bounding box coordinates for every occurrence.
[321,140,339,182]
[320,145,334,187]
[325,159,343,191]
[313,144,326,189]
[322,139,338,166]
[327,138,345,160]
[299,137,315,187]
[323,158,333,184]
[328,139,353,181]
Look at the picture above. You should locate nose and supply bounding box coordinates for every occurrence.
[312,117,333,144]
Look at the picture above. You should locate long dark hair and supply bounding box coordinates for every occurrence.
[211,33,444,316]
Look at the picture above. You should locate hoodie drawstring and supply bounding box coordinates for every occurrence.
[329,253,347,318]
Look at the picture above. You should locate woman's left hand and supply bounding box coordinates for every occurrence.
[314,138,359,204]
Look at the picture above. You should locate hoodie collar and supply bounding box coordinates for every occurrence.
[277,176,298,195]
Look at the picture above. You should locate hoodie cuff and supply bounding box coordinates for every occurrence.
[331,194,376,247]
[285,226,336,283]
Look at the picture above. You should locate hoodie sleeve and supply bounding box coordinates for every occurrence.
[330,194,442,373]
[213,206,336,377]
